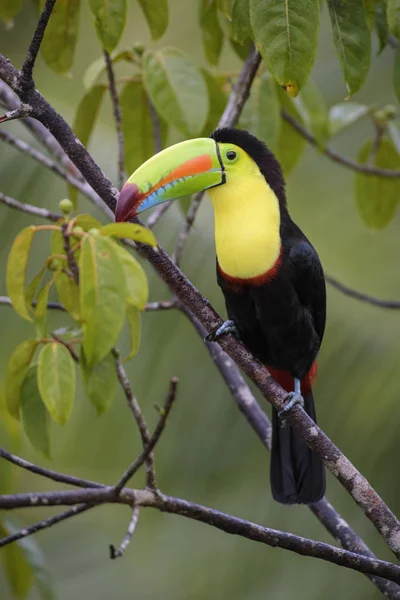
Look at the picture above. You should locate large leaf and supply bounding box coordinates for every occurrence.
[387,0,400,39]
[83,49,134,90]
[34,280,54,339]
[294,79,330,147]
[250,0,320,96]
[40,0,81,74]
[239,71,281,152]
[120,81,168,174]
[200,70,227,136]
[100,222,157,246]
[6,340,38,420]
[231,0,252,43]
[329,102,369,136]
[89,0,126,52]
[113,244,149,309]
[199,0,224,65]
[0,0,24,24]
[20,365,51,457]
[79,234,126,365]
[275,86,306,175]
[355,138,400,229]
[81,351,117,414]
[142,48,209,136]
[6,226,36,322]
[125,304,141,360]
[137,0,168,40]
[72,85,106,148]
[327,0,371,95]
[37,343,76,426]
[0,520,54,600]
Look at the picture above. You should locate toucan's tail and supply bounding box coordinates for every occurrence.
[270,388,325,504]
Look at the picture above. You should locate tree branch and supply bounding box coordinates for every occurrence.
[110,505,140,559]
[0,191,60,221]
[0,105,31,123]
[103,50,125,189]
[19,0,56,88]
[326,274,400,309]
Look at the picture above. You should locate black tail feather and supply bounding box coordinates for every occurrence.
[270,389,325,504]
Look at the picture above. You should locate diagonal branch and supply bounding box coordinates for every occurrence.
[103,50,125,189]
[326,274,400,309]
[110,505,140,559]
[0,191,60,221]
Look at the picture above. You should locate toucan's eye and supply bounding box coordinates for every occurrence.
[226,150,237,161]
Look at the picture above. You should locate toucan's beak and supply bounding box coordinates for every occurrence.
[115,138,225,222]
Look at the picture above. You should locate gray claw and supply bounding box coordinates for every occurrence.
[204,320,239,342]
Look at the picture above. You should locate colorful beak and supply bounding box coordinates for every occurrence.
[115,138,225,222]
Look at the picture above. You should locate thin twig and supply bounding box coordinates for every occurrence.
[326,275,400,309]
[114,377,178,494]
[146,201,173,229]
[144,300,176,311]
[110,505,140,559]
[0,191,61,221]
[112,349,157,490]
[368,121,385,166]
[104,50,125,189]
[0,105,31,123]
[0,504,92,549]
[19,0,57,88]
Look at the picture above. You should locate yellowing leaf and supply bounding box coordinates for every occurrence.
[125,304,141,360]
[26,266,46,316]
[34,280,54,339]
[0,521,33,599]
[6,340,38,420]
[6,226,36,321]
[137,0,168,40]
[20,365,51,458]
[100,222,157,246]
[51,229,80,319]
[89,0,127,52]
[40,0,81,74]
[75,214,103,231]
[37,343,76,426]
[79,234,126,365]
[81,351,117,414]
[113,244,149,309]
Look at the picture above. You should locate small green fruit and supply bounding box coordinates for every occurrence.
[72,226,85,235]
[59,198,73,215]
[88,228,99,236]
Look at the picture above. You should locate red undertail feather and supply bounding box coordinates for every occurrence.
[267,362,318,394]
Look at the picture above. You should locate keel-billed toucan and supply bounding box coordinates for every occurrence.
[116,128,326,504]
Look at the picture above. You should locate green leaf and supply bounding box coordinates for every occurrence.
[79,234,126,365]
[81,351,117,414]
[113,244,149,309]
[250,0,320,96]
[40,0,81,74]
[26,266,46,315]
[294,79,330,147]
[387,121,400,153]
[388,0,400,39]
[20,365,51,457]
[34,280,54,339]
[200,70,227,136]
[137,0,168,40]
[199,0,224,65]
[51,230,80,319]
[363,0,376,29]
[37,343,76,426]
[120,80,168,174]
[327,0,371,95]
[394,47,400,103]
[89,0,127,52]
[100,222,157,246]
[275,86,306,175]
[125,304,142,360]
[375,1,389,53]
[239,71,281,152]
[231,0,252,43]
[355,137,400,229]
[83,48,135,90]
[142,48,209,136]
[0,0,24,24]
[1,520,54,600]
[72,85,106,148]
[6,340,38,420]
[329,102,370,136]
[6,226,36,322]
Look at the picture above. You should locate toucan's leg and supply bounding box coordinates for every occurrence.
[205,320,239,342]
[278,377,304,418]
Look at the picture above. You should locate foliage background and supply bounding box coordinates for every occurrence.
[1,1,400,598]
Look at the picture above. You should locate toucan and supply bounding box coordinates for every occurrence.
[115,128,326,505]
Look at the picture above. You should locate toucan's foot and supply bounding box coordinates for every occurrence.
[205,320,239,342]
[278,378,304,418]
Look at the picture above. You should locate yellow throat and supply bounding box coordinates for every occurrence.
[208,161,281,280]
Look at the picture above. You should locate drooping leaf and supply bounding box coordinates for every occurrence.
[34,280,54,339]
[75,214,103,231]
[0,0,24,24]
[20,365,51,457]
[231,0,252,43]
[137,0,168,40]
[72,85,106,149]
[81,351,117,414]
[37,343,76,426]
[327,0,371,95]
[329,102,370,136]
[1,520,55,600]
[40,0,81,74]
[199,0,224,65]
[142,48,209,136]
[26,266,46,316]
[89,0,127,52]
[100,222,157,246]
[387,0,400,39]
[113,244,149,309]
[355,137,400,229]
[394,47,400,103]
[363,0,377,29]
[6,226,36,321]
[239,71,281,152]
[83,49,135,90]
[79,234,126,365]
[120,81,168,174]
[294,79,330,147]
[250,0,320,96]
[5,340,38,420]
[125,304,141,360]
[275,86,306,175]
[200,70,228,136]
[375,1,389,53]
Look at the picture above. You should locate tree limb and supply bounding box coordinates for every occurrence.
[19,0,56,88]
[0,191,60,221]
[110,505,140,559]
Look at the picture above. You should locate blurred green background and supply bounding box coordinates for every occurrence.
[1,1,400,599]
